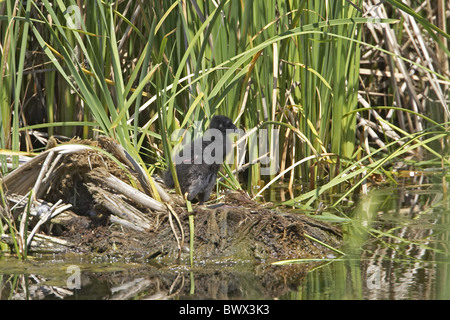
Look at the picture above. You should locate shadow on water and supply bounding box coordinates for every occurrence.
[1,172,449,300]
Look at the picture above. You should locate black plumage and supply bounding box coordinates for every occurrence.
[163,115,237,204]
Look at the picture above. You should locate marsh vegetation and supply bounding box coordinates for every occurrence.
[0,0,449,300]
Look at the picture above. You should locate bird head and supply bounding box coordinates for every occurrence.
[209,115,237,133]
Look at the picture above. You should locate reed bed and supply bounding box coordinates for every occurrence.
[0,1,449,257]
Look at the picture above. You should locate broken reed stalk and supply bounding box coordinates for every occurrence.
[1,233,73,254]
[27,200,72,247]
[165,203,184,260]
[186,199,195,268]
[303,233,345,256]
[88,169,166,212]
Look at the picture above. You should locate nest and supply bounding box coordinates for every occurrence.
[1,137,341,263]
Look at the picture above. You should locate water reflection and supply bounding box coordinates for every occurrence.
[301,180,450,300]
[0,259,319,300]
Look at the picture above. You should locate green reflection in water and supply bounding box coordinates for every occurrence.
[299,182,450,300]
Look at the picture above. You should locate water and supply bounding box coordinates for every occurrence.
[1,174,449,300]
[300,177,450,300]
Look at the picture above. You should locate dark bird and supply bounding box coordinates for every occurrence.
[163,115,237,204]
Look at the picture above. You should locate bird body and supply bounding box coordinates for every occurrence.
[163,115,237,204]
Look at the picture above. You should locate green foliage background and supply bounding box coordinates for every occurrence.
[0,0,449,207]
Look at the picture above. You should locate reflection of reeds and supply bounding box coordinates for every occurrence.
[296,184,448,299]
[357,186,446,300]
[0,1,449,257]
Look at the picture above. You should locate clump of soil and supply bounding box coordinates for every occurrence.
[58,190,341,263]
[2,137,342,264]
